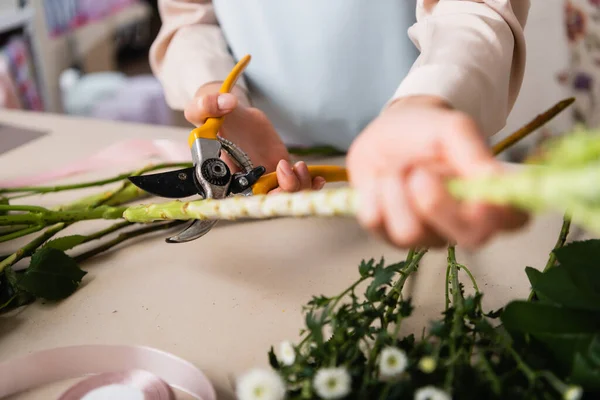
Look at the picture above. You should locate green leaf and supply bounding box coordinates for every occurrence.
[484,308,503,319]
[571,353,600,390]
[554,240,600,295]
[358,259,374,277]
[501,301,600,335]
[399,299,413,317]
[268,346,280,370]
[305,310,324,345]
[307,295,330,308]
[534,332,596,372]
[365,265,397,302]
[43,235,86,252]
[18,247,87,301]
[526,266,600,311]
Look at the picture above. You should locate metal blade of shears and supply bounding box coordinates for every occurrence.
[128,167,202,199]
[165,220,217,243]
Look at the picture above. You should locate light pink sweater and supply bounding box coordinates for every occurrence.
[150,0,530,141]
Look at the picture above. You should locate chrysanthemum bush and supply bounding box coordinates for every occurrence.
[233,128,600,400]
[235,238,600,400]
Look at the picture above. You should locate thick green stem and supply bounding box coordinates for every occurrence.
[0,205,126,226]
[0,162,191,195]
[55,182,147,211]
[74,221,185,262]
[0,225,44,243]
[81,221,133,243]
[491,98,574,156]
[0,223,65,273]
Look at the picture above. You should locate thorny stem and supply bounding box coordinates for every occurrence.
[392,249,427,297]
[528,213,571,301]
[0,224,43,243]
[0,223,65,273]
[0,162,192,195]
[0,205,127,226]
[458,264,479,294]
[491,98,575,155]
[445,264,451,310]
[0,205,49,213]
[543,214,571,273]
[445,245,466,392]
[74,221,185,262]
[507,346,536,383]
[81,221,133,243]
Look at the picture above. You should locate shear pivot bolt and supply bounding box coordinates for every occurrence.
[238,177,249,187]
[178,173,187,180]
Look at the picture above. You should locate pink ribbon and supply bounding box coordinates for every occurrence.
[0,139,190,188]
[0,344,216,400]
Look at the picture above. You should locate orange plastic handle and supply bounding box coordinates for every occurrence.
[187,54,252,148]
[251,165,348,195]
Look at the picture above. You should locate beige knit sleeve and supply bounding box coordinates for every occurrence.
[149,0,249,110]
[391,0,531,137]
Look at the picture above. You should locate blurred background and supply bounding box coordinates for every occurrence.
[0,0,581,161]
[0,0,189,126]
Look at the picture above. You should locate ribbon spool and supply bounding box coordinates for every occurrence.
[58,370,175,400]
[0,345,216,400]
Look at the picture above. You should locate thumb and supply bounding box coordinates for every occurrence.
[184,93,238,126]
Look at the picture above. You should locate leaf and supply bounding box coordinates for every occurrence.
[502,301,600,376]
[571,353,600,391]
[365,265,397,302]
[484,308,503,319]
[526,266,600,311]
[534,332,596,372]
[43,235,86,252]
[554,240,600,295]
[268,346,280,370]
[18,247,87,301]
[501,301,600,335]
[0,268,34,312]
[399,299,413,317]
[305,310,324,345]
[358,259,375,277]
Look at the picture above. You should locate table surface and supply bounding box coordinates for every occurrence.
[0,110,571,399]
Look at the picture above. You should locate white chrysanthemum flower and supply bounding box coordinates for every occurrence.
[414,386,451,400]
[313,367,351,399]
[236,368,286,400]
[418,356,436,374]
[279,341,296,366]
[378,347,408,379]
[564,385,583,400]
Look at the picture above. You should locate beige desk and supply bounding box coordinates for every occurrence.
[0,110,570,399]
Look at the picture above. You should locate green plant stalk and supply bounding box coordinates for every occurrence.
[0,162,192,195]
[0,225,44,243]
[55,183,147,211]
[0,205,126,226]
[81,221,133,243]
[542,214,572,273]
[74,221,185,262]
[528,214,572,301]
[0,223,65,273]
[445,246,464,392]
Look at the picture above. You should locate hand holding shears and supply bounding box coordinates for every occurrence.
[128,55,348,242]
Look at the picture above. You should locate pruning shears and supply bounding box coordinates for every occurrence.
[128,54,349,243]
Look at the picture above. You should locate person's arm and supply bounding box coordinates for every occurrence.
[149,0,250,110]
[389,0,530,137]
